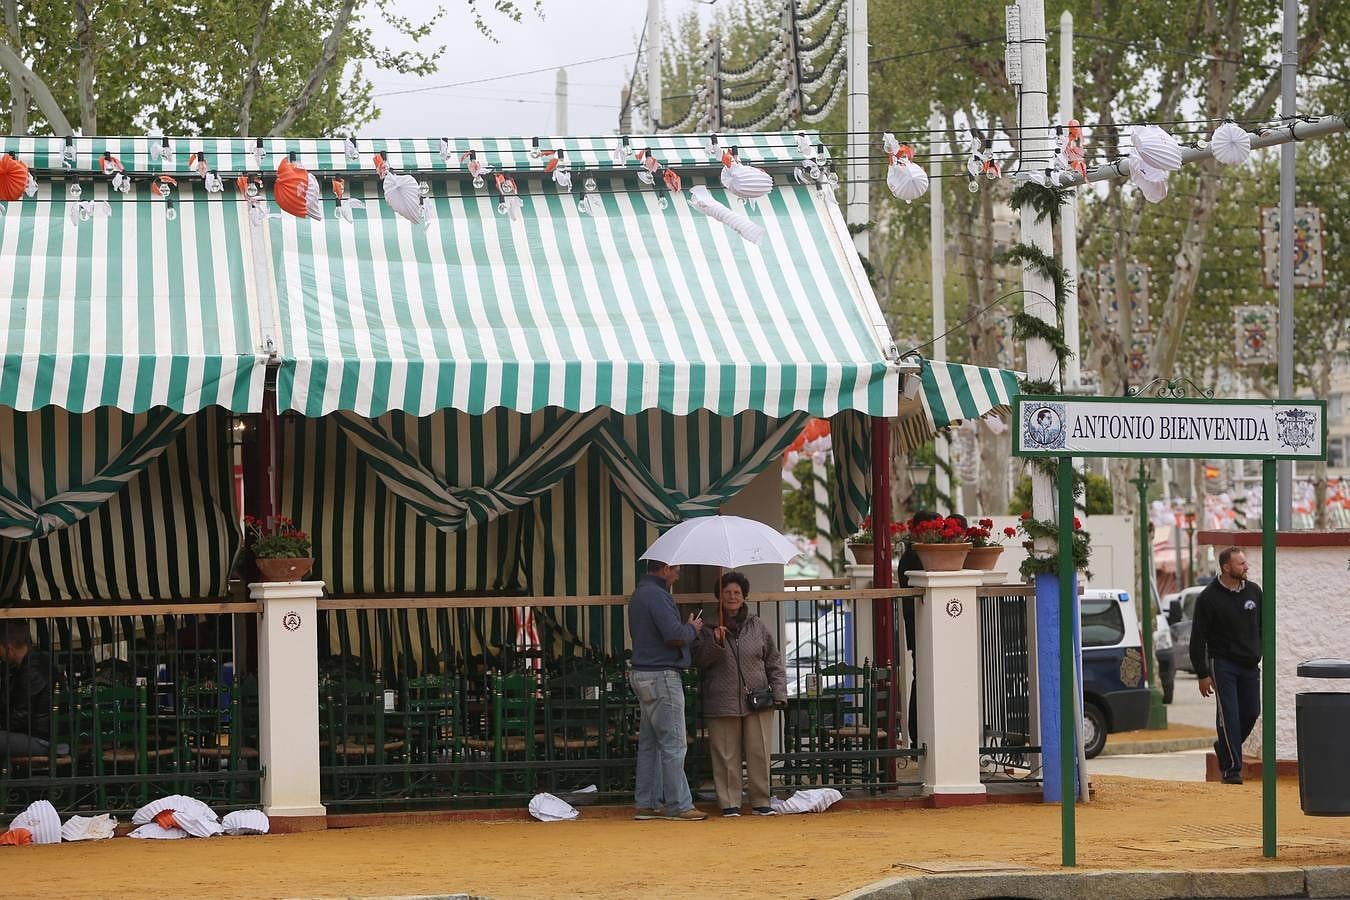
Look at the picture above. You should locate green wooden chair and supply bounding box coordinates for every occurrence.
[400,673,464,796]
[463,672,538,797]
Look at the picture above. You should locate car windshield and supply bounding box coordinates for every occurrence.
[1081,595,1126,648]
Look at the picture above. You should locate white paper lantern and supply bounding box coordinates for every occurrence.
[128,823,187,840]
[1210,121,1253,166]
[688,185,766,244]
[61,814,117,842]
[381,171,426,225]
[1131,125,1182,172]
[528,792,580,822]
[720,160,774,200]
[221,809,271,836]
[10,800,61,844]
[886,158,929,203]
[1129,158,1169,203]
[133,794,217,826]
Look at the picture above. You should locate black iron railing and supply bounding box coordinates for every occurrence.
[0,605,261,815]
[977,585,1040,782]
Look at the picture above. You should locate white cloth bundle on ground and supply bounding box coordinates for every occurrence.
[60,814,118,842]
[528,792,580,822]
[9,800,62,843]
[221,810,271,835]
[769,788,844,815]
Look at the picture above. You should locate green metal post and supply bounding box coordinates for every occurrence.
[1262,458,1277,857]
[1131,461,1166,728]
[1058,457,1076,867]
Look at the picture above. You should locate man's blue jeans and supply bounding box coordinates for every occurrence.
[630,669,694,815]
[1213,656,1261,779]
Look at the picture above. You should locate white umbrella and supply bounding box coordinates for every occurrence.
[640,515,800,569]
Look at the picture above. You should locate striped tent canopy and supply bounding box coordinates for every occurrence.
[0,179,267,414]
[896,357,1022,452]
[3,133,898,421]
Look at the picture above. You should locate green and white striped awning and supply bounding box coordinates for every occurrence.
[2,134,897,420]
[896,357,1022,451]
[0,169,267,414]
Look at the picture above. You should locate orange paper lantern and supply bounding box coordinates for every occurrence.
[0,154,33,203]
[274,157,323,220]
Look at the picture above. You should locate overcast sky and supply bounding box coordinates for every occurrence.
[365,1,714,138]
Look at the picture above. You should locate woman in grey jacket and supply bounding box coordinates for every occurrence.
[693,572,788,816]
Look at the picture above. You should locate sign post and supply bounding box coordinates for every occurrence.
[1013,390,1327,866]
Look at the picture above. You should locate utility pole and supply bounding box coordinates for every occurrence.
[646,0,663,132]
[1058,10,1081,392]
[846,0,869,256]
[1277,0,1296,529]
[555,68,569,135]
[928,105,950,512]
[1012,0,1078,841]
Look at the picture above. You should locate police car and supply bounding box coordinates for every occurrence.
[1081,588,1152,758]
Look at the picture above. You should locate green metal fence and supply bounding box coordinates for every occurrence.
[0,606,261,816]
[314,588,924,811]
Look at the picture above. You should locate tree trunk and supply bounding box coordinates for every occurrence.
[237,0,274,136]
[267,0,358,135]
[2,0,25,133]
[74,0,96,134]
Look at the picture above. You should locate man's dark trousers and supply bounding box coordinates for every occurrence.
[1213,656,1260,779]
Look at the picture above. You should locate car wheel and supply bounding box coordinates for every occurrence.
[1083,702,1108,759]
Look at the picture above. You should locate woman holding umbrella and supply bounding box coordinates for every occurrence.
[694,571,788,817]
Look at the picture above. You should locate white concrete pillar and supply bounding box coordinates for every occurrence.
[846,564,875,666]
[252,580,327,819]
[908,569,988,803]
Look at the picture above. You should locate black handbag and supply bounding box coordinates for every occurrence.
[730,629,777,712]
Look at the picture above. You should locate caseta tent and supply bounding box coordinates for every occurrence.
[0,134,900,603]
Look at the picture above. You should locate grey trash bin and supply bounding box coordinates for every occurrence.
[1296,657,1350,816]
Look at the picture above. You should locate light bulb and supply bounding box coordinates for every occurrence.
[67,182,82,199]
[637,170,655,186]
[657,194,669,210]
[246,181,260,199]
[967,177,980,193]
[497,200,508,215]
[419,181,431,198]
[165,204,178,221]
[583,176,598,192]
[471,174,485,190]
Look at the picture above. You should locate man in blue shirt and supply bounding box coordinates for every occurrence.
[628,559,707,821]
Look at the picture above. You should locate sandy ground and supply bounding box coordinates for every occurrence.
[3,777,1348,900]
[1110,722,1215,743]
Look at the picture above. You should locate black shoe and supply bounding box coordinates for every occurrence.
[751,806,775,816]
[721,807,741,817]
[1222,774,1244,785]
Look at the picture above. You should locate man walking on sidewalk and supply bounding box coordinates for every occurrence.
[628,559,708,821]
[1190,547,1263,784]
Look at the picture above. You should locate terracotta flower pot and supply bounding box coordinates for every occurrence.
[965,546,1004,570]
[256,557,314,582]
[849,543,876,566]
[913,542,972,571]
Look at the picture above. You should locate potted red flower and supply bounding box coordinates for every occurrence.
[847,517,906,566]
[908,515,973,571]
[965,518,1018,570]
[244,515,314,582]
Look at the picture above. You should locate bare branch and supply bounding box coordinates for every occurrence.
[0,38,73,134]
[267,0,359,136]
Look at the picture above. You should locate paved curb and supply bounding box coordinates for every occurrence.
[832,865,1350,900]
[1100,736,1215,756]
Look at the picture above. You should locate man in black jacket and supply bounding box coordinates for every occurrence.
[1189,546,1262,784]
[0,620,53,761]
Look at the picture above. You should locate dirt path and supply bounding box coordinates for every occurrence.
[5,777,1348,900]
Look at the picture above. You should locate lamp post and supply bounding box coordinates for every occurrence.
[908,458,934,511]
[1129,460,1167,729]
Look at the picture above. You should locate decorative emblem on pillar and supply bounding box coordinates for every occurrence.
[282,610,302,632]
[945,599,964,618]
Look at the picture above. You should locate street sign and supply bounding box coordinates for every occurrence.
[1013,396,1327,460]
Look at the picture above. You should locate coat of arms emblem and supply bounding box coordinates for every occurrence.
[1275,408,1318,451]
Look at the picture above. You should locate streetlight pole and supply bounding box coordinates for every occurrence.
[1131,460,1167,729]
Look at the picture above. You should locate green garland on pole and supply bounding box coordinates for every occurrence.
[1006,189,1092,576]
